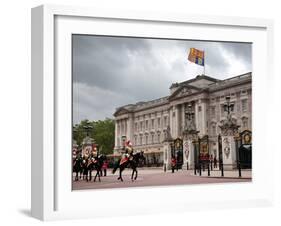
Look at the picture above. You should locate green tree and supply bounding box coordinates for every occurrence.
[93,119,115,155]
[73,118,115,155]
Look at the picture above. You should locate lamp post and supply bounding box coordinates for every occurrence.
[193,137,199,175]
[218,134,224,177]
[170,142,175,173]
[224,96,235,117]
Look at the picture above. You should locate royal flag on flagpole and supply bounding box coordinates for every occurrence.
[188,48,205,66]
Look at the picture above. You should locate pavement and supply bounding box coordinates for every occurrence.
[72,167,252,190]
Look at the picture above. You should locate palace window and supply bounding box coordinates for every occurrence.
[145,135,148,145]
[151,134,154,144]
[242,99,248,112]
[164,116,167,127]
[151,119,154,129]
[134,136,137,146]
[140,121,143,131]
[242,117,248,129]
[158,118,161,128]
[145,120,148,130]
[158,133,161,143]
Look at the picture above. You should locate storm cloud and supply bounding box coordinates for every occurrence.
[73,35,252,124]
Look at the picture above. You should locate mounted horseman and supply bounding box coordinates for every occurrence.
[87,153,107,182]
[72,150,83,181]
[112,141,145,181]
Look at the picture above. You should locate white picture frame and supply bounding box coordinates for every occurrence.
[31,4,274,221]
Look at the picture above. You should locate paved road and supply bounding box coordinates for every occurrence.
[72,168,252,190]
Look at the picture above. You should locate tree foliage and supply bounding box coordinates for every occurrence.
[73,118,115,155]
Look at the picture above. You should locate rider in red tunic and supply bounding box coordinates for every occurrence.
[120,140,133,166]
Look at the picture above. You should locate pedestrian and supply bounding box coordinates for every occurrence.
[102,159,109,176]
[214,156,217,168]
[171,156,176,173]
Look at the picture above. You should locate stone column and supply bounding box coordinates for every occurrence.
[201,100,207,134]
[182,104,185,135]
[114,120,118,150]
[170,106,175,138]
[182,133,197,169]
[182,139,189,169]
[175,104,181,138]
[127,114,134,143]
[195,101,200,133]
[219,118,240,170]
[163,141,172,170]
[221,135,236,169]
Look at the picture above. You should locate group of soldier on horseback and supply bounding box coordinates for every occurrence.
[72,140,145,183]
[72,149,107,182]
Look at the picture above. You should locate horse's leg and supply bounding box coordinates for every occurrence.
[98,169,101,182]
[131,170,134,181]
[75,171,78,181]
[119,167,123,182]
[89,169,92,181]
[86,171,89,182]
[94,170,98,182]
[134,168,138,180]
[117,167,121,180]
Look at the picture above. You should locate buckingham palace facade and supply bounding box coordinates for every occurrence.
[113,72,252,168]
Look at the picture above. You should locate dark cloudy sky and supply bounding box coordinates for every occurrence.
[72,35,252,124]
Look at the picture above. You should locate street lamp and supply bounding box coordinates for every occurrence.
[170,142,175,173]
[218,134,224,177]
[224,96,235,116]
[192,136,199,175]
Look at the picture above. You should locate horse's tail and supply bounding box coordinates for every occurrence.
[112,160,120,174]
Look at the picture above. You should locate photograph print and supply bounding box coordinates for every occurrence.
[72,35,252,190]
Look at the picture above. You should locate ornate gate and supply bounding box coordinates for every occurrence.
[173,138,183,169]
[218,134,223,169]
[238,130,252,169]
[199,135,209,161]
